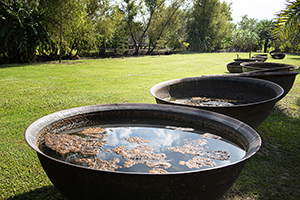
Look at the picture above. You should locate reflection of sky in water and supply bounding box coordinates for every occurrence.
[101,127,246,168]
[104,127,185,151]
[48,126,246,173]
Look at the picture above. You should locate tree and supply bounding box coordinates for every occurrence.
[89,1,125,53]
[0,0,54,63]
[54,0,99,58]
[230,15,260,52]
[211,1,234,50]
[237,14,258,32]
[146,0,185,54]
[164,7,188,51]
[121,0,165,55]
[40,0,113,58]
[257,19,273,53]
[273,0,300,51]
[120,0,141,52]
[231,29,259,52]
[186,0,233,51]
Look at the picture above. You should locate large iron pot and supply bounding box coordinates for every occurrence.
[252,54,268,62]
[241,62,298,72]
[239,71,298,100]
[226,61,243,73]
[25,104,261,200]
[234,58,258,62]
[204,71,299,100]
[150,76,283,128]
[270,52,286,59]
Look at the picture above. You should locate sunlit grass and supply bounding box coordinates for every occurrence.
[0,52,299,199]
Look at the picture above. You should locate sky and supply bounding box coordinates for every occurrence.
[222,0,288,23]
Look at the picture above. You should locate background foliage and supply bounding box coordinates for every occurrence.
[0,0,299,63]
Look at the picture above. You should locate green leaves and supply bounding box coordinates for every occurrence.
[0,0,54,62]
[0,27,8,38]
[273,0,300,48]
[187,0,233,51]
[228,15,274,52]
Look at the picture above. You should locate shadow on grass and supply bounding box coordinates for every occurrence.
[297,98,300,106]
[288,53,300,60]
[7,186,66,200]
[0,60,84,69]
[290,57,300,61]
[222,101,300,200]
[0,63,32,69]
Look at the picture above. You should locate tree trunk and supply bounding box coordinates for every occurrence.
[147,42,156,55]
[146,39,152,55]
[134,45,139,55]
[263,39,268,53]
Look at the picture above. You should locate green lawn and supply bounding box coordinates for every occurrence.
[1,52,299,200]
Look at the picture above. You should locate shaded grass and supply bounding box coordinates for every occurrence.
[0,52,299,199]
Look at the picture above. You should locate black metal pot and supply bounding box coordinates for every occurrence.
[241,62,298,72]
[226,61,243,73]
[203,71,299,100]
[269,49,281,54]
[253,54,268,57]
[25,104,261,200]
[270,52,286,59]
[150,76,283,128]
[252,54,268,62]
[239,71,298,100]
[234,58,258,62]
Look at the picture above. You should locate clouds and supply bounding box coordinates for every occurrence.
[222,0,287,22]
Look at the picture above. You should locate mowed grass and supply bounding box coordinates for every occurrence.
[0,52,299,200]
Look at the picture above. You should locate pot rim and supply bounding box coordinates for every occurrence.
[25,103,261,175]
[203,71,299,77]
[150,76,284,108]
[241,71,299,76]
[226,61,243,64]
[240,62,298,69]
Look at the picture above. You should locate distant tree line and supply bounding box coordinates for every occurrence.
[0,0,299,63]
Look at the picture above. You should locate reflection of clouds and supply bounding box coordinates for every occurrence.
[98,151,111,160]
[105,128,138,149]
[59,126,248,172]
[150,129,182,151]
[118,128,133,138]
[106,128,132,147]
[102,127,246,166]
[104,127,193,153]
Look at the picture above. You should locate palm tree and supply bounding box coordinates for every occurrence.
[257,20,273,53]
[273,0,300,47]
